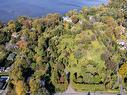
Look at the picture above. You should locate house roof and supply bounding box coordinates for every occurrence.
[63,16,72,23]
[0,81,5,89]
[7,53,16,61]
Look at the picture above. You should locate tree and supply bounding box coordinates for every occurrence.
[29,77,40,95]
[15,80,26,95]
[66,10,78,17]
[7,20,16,32]
[42,13,61,27]
[71,15,79,24]
[81,7,88,16]
[119,63,127,78]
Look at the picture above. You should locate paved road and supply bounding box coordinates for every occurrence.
[55,92,118,95]
[54,84,127,95]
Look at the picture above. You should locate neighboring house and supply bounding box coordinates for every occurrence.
[117,40,127,50]
[0,76,9,82]
[40,79,45,87]
[63,16,72,23]
[0,81,5,90]
[79,20,83,25]
[0,67,5,72]
[0,76,9,90]
[4,67,11,72]
[7,52,16,61]
[13,44,19,49]
[89,16,96,23]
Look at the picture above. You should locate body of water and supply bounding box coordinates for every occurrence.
[0,0,108,22]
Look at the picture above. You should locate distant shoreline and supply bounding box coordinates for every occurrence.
[0,0,108,23]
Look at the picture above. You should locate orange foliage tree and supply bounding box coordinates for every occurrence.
[119,63,127,78]
[15,80,25,95]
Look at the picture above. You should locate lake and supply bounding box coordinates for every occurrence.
[0,0,108,22]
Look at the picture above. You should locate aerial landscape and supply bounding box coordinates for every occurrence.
[0,0,127,95]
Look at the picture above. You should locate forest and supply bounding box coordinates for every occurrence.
[0,0,126,95]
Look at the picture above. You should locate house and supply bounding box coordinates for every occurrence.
[89,16,96,23]
[79,20,83,25]
[117,40,126,46]
[63,16,72,23]
[4,67,11,72]
[117,40,127,50]
[13,44,19,49]
[0,67,5,72]
[0,76,9,90]
[7,52,16,61]
[0,81,5,89]
[40,79,45,87]
[0,76,9,82]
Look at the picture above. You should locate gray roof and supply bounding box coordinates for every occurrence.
[0,81,4,89]
[7,53,16,61]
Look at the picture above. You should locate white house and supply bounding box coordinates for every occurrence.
[89,16,96,23]
[63,16,72,23]
[79,20,83,25]
[117,40,127,50]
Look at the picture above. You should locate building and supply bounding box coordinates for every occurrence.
[0,81,5,90]
[117,40,127,50]
[0,67,5,72]
[89,16,96,23]
[79,20,83,25]
[4,67,11,72]
[7,52,16,61]
[63,16,72,23]
[0,76,9,90]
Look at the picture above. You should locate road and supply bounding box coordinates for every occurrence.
[54,84,127,95]
[55,92,118,95]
